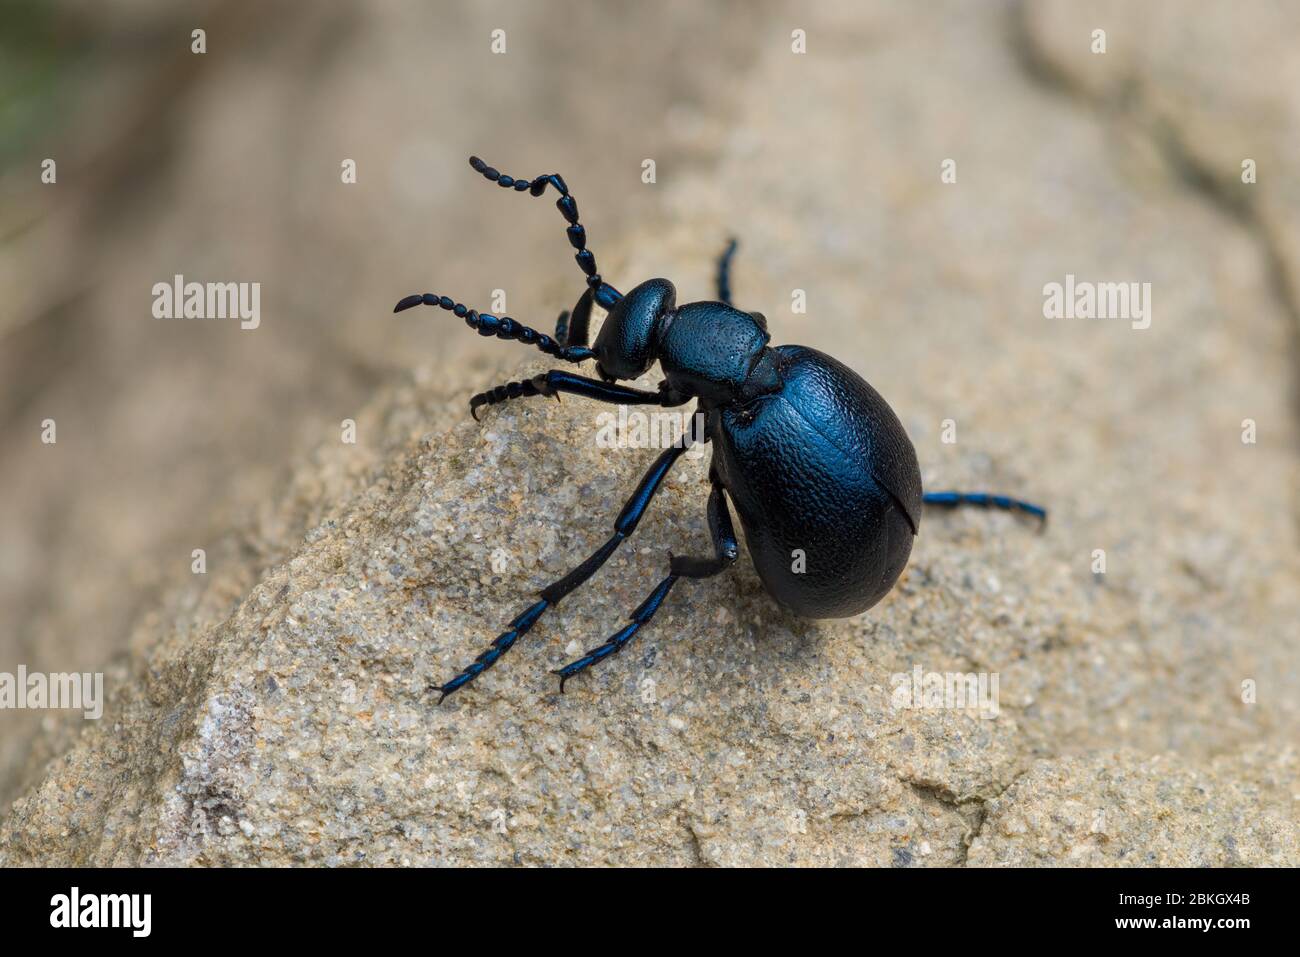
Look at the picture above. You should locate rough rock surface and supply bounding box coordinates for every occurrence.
[3,1,1299,865]
[968,751,1297,867]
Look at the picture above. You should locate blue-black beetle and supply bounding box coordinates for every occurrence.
[395,156,1044,700]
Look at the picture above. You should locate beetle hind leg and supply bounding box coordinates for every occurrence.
[553,481,738,692]
[922,490,1047,524]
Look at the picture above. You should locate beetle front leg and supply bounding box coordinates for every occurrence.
[553,287,595,349]
[469,370,686,419]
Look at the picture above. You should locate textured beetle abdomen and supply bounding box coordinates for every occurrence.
[711,346,921,619]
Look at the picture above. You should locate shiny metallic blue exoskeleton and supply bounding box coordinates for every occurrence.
[395,156,1045,702]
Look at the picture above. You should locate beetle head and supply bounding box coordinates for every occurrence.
[593,278,676,381]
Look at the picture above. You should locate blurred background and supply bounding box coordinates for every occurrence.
[2,0,1298,831]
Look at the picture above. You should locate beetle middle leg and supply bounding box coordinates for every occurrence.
[431,441,695,702]
[553,479,738,691]
[715,238,738,306]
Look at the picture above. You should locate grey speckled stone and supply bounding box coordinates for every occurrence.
[968,751,1298,867]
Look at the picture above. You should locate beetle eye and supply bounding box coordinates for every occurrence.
[749,311,768,332]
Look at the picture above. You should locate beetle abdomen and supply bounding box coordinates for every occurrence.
[711,346,922,618]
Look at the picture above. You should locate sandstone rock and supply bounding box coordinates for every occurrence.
[969,750,1298,867]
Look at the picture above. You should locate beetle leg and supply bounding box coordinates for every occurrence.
[715,237,738,305]
[431,442,694,703]
[469,369,687,419]
[922,490,1047,524]
[551,286,597,350]
[562,286,596,349]
[553,480,738,692]
[552,310,570,348]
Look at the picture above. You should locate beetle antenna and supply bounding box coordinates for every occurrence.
[467,155,622,310]
[392,292,595,364]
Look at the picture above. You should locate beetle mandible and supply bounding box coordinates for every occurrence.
[395,155,1045,701]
